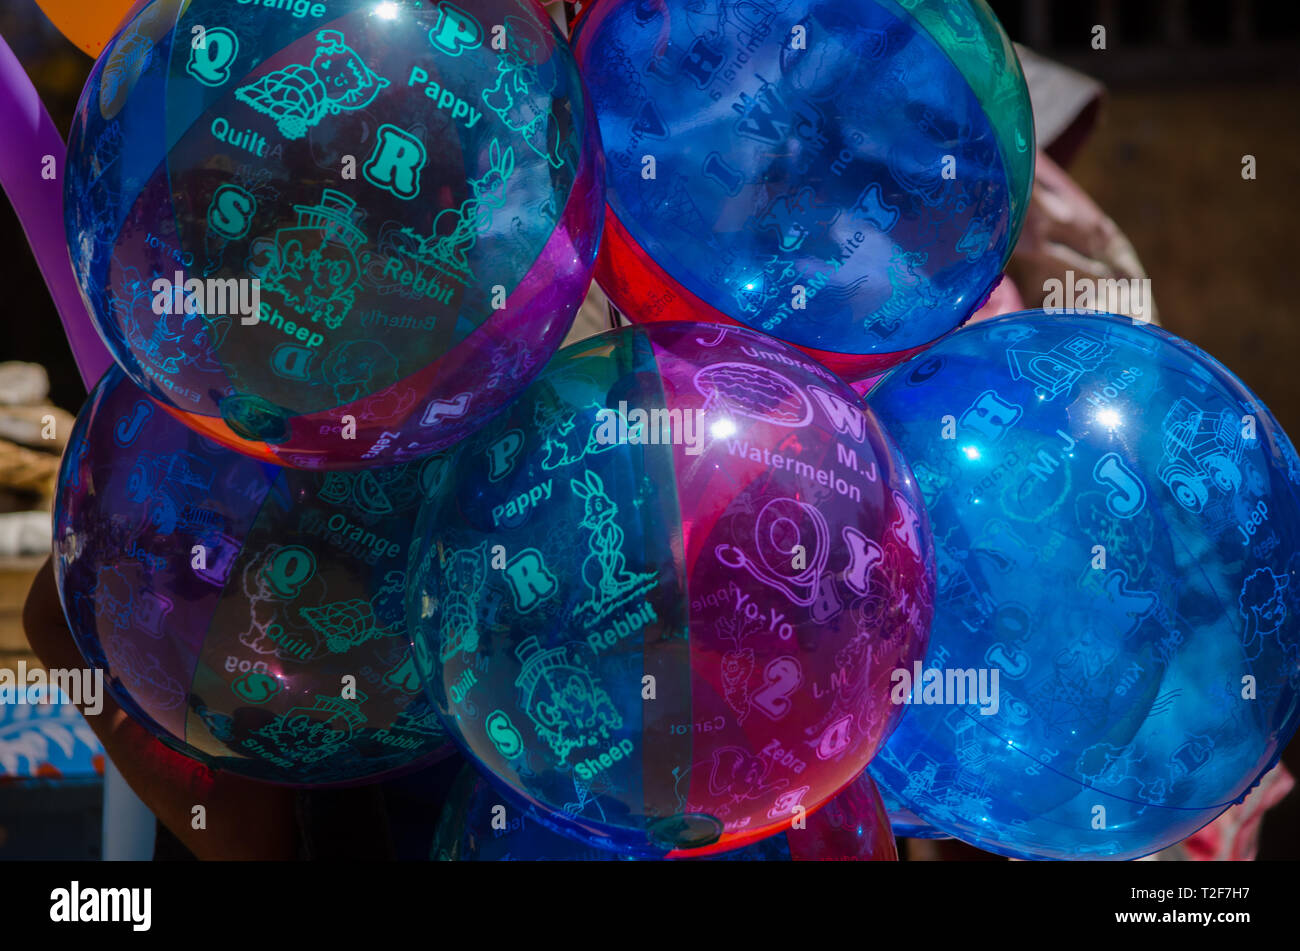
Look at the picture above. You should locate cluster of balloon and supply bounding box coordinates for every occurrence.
[64,0,602,469]
[32,0,1299,866]
[433,765,897,860]
[53,367,454,784]
[573,0,1034,376]
[407,320,933,857]
[867,310,1300,860]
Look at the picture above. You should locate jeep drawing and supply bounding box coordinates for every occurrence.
[1157,398,1243,513]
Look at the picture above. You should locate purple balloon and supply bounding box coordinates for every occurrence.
[54,367,455,785]
[0,33,113,388]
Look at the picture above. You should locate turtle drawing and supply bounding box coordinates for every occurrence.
[236,30,389,141]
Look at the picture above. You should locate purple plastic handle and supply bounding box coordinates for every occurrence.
[0,32,112,389]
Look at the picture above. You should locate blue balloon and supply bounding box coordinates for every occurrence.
[877,785,948,839]
[868,311,1300,860]
[574,0,1034,373]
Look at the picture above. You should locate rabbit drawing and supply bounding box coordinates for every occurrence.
[571,470,642,611]
[418,139,515,278]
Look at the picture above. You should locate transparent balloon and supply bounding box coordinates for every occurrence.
[868,311,1300,859]
[65,0,602,468]
[878,785,948,839]
[408,321,932,857]
[54,368,454,784]
[574,0,1033,375]
[433,764,898,860]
